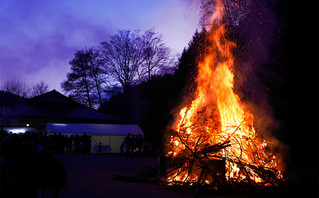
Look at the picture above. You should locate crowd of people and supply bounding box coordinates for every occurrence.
[45,132,91,154]
[1,130,151,156]
[1,131,92,155]
[120,133,150,155]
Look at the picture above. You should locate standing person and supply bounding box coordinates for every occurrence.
[74,134,80,154]
[69,135,75,153]
[57,133,64,154]
[131,134,137,153]
[136,134,144,153]
[82,133,90,153]
[124,133,131,155]
[65,135,72,153]
[98,142,103,154]
[51,133,58,153]
[120,140,126,154]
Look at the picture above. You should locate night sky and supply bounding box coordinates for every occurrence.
[0,0,200,92]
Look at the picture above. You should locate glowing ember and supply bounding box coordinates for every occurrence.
[165,0,283,187]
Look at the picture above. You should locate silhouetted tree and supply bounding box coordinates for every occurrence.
[141,29,174,83]
[1,79,30,98]
[87,48,106,108]
[100,30,144,93]
[100,29,175,93]
[61,50,94,108]
[30,81,49,97]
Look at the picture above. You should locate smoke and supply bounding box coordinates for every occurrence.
[235,1,281,130]
[232,0,290,168]
[181,0,253,27]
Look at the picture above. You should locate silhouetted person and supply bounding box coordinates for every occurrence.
[131,134,137,153]
[1,133,22,163]
[98,142,102,154]
[46,133,58,153]
[120,141,126,154]
[57,133,65,154]
[125,133,132,155]
[81,133,90,153]
[136,134,144,153]
[65,135,72,153]
[69,135,75,153]
[74,133,80,154]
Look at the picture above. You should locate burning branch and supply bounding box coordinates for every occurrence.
[166,128,231,186]
[166,119,283,188]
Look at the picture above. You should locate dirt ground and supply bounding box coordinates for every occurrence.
[53,154,317,198]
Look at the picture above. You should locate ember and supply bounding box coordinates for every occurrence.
[165,0,284,188]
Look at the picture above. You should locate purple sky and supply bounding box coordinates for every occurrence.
[0,0,200,92]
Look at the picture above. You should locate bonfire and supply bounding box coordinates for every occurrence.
[165,0,284,188]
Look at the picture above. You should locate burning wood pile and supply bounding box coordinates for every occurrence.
[164,0,284,190]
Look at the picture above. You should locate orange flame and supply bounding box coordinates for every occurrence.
[166,0,283,186]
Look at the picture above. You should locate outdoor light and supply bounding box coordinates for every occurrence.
[11,129,26,134]
[53,123,67,126]
[26,123,30,127]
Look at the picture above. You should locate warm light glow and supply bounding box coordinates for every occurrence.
[166,0,283,186]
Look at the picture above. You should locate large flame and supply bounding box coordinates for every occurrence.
[166,0,283,186]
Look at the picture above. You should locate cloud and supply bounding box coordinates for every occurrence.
[0,0,114,89]
[0,0,199,92]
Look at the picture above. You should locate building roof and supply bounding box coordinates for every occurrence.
[29,89,77,104]
[1,90,121,125]
[47,123,143,136]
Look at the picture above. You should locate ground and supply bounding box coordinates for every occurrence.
[1,153,317,197]
[54,154,196,198]
[52,154,318,198]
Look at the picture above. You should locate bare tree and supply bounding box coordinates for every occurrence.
[61,29,175,107]
[141,29,174,82]
[100,29,175,92]
[100,30,145,93]
[30,81,49,97]
[1,79,30,97]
